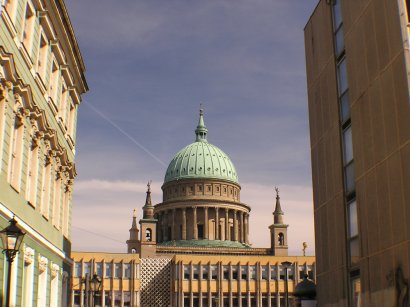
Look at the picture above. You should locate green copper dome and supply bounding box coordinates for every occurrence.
[164,109,239,184]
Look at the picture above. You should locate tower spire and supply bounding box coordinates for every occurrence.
[132,208,137,227]
[143,181,154,219]
[195,104,208,142]
[126,208,140,253]
[273,186,284,224]
[269,186,289,256]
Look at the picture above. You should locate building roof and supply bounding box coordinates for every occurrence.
[164,109,239,184]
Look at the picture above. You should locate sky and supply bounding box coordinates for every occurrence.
[65,0,319,256]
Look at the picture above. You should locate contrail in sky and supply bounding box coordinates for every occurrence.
[83,100,167,167]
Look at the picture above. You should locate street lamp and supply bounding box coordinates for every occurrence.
[281,261,292,307]
[90,274,102,307]
[0,217,26,307]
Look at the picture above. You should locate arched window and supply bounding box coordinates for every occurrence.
[278,233,285,246]
[145,228,152,242]
[131,248,136,254]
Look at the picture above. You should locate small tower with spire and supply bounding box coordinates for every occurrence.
[269,187,289,256]
[126,209,140,253]
[138,181,158,257]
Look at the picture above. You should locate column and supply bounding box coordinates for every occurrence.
[182,208,187,240]
[162,211,167,241]
[172,208,176,241]
[215,207,219,240]
[233,210,238,241]
[157,212,162,242]
[204,207,209,240]
[225,208,229,241]
[245,213,249,244]
[240,212,244,243]
[193,206,198,240]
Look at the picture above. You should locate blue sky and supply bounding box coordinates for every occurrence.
[65,0,319,255]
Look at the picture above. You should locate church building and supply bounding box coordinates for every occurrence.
[71,110,315,307]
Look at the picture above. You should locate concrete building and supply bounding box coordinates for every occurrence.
[304,0,410,305]
[0,0,87,305]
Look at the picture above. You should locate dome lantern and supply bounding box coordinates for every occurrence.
[195,107,208,142]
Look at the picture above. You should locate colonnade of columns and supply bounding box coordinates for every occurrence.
[156,207,250,244]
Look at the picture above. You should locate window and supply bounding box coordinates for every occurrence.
[288,266,295,280]
[261,266,268,280]
[337,59,348,95]
[96,262,103,277]
[351,277,361,307]
[348,201,358,237]
[74,262,82,277]
[40,160,52,218]
[22,253,34,307]
[202,266,209,280]
[8,119,24,190]
[344,162,355,195]
[53,176,62,228]
[114,291,122,307]
[249,266,256,280]
[279,267,285,280]
[145,228,152,242]
[184,265,190,280]
[332,0,344,58]
[26,142,39,206]
[84,262,91,277]
[104,291,112,307]
[37,34,48,80]
[114,263,122,278]
[68,103,76,137]
[4,0,17,21]
[231,265,238,280]
[105,263,112,278]
[123,263,131,279]
[223,266,229,280]
[211,265,218,280]
[278,233,285,245]
[343,127,353,164]
[49,59,60,104]
[50,269,59,307]
[340,92,350,124]
[192,265,199,280]
[270,266,277,280]
[348,200,359,264]
[73,290,83,307]
[59,83,68,122]
[22,2,35,54]
[94,291,102,307]
[62,186,71,236]
[123,292,131,307]
[299,265,307,279]
[37,260,48,306]
[240,266,248,280]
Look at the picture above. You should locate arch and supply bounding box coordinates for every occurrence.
[278,233,285,246]
[145,228,152,242]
